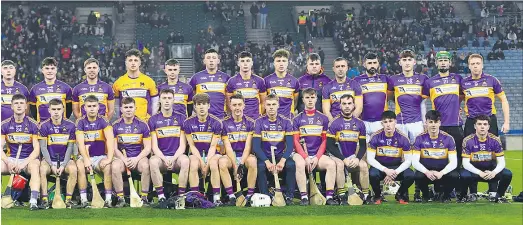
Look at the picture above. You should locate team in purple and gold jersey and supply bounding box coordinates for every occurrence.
[0,45,514,210]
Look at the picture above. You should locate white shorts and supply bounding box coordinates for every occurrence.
[363,120,383,141]
[78,155,106,170]
[396,121,424,143]
[7,157,30,173]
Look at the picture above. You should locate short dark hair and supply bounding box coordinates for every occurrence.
[266,93,279,102]
[475,115,490,125]
[230,93,245,102]
[1,60,15,67]
[48,99,63,107]
[159,88,175,97]
[333,57,348,64]
[399,49,416,59]
[364,52,379,61]
[165,59,180,66]
[204,48,219,55]
[238,51,252,59]
[307,53,321,63]
[272,49,290,59]
[339,94,355,103]
[84,95,99,103]
[381,110,397,120]
[302,88,317,96]
[125,49,142,59]
[425,110,441,122]
[193,93,210,104]
[11,94,27,102]
[41,57,58,68]
[121,97,135,105]
[84,58,99,67]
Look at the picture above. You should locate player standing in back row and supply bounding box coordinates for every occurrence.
[112,49,159,121]
[1,60,30,121]
[264,49,300,119]
[388,50,428,142]
[190,49,230,119]
[157,59,194,117]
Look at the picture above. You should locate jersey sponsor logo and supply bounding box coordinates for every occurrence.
[156,126,181,138]
[197,82,226,92]
[191,132,213,142]
[470,151,494,162]
[48,134,69,145]
[396,85,422,95]
[38,93,64,103]
[261,131,285,142]
[464,87,490,97]
[376,146,402,157]
[227,132,249,142]
[433,84,459,95]
[268,87,294,98]
[6,134,32,143]
[1,94,14,105]
[361,83,386,94]
[337,130,359,142]
[173,94,188,103]
[122,89,148,98]
[420,148,448,159]
[117,134,143,144]
[330,90,355,102]
[83,130,103,141]
[234,88,259,98]
[299,125,323,136]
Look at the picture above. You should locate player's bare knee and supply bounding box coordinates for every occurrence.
[247,157,257,169]
[358,161,368,171]
[139,161,150,173]
[218,157,229,168]
[179,155,190,168]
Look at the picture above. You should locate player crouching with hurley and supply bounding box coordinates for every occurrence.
[220,94,257,206]
[39,99,78,209]
[111,97,152,207]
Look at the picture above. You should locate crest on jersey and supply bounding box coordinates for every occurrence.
[415,78,420,84]
[15,87,20,94]
[98,86,103,92]
[352,123,357,130]
[24,126,28,132]
[218,76,223,82]
[134,127,138,132]
[56,85,61,92]
[140,82,145,87]
[319,82,323,87]
[90,87,96,92]
[451,77,456,83]
[482,81,487,87]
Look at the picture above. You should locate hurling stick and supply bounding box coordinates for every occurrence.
[86,145,105,208]
[123,150,143,208]
[301,140,326,206]
[234,178,246,207]
[345,168,363,205]
[52,154,66,209]
[1,145,22,208]
[270,146,286,207]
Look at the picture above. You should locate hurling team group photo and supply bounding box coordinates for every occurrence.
[1,2,522,220]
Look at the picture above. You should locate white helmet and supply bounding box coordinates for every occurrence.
[250,193,271,207]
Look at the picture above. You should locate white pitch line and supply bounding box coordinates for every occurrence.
[506,158,523,161]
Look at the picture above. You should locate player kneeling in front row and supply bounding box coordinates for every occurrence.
[220,94,257,206]
[149,89,190,205]
[186,93,224,205]
[459,115,512,203]
[412,110,459,203]
[39,99,78,209]
[76,95,114,208]
[1,94,41,210]
[254,94,297,205]
[293,88,337,205]
[327,94,370,204]
[368,111,414,204]
[111,97,152,207]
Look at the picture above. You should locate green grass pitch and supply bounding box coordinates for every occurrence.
[1,151,522,225]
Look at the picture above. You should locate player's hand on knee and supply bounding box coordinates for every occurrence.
[51,165,59,175]
[384,168,397,179]
[57,166,65,176]
[384,176,394,185]
[129,158,138,169]
[276,160,285,172]
[348,158,359,168]
[265,161,275,173]
[433,171,443,180]
[310,157,319,172]
[7,161,15,174]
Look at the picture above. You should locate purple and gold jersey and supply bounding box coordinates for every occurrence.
[298,73,331,112]
[461,74,504,118]
[1,116,39,159]
[113,117,151,158]
[423,73,463,126]
[264,73,300,119]
[462,133,503,169]
[29,80,73,122]
[293,111,329,155]
[183,114,222,155]
[112,73,158,121]
[368,129,411,167]
[322,78,362,118]
[388,73,428,123]
[157,81,193,117]
[189,70,230,119]
[1,81,29,121]
[222,115,255,157]
[327,116,366,158]
[253,115,295,159]
[75,115,112,157]
[72,80,115,117]
[412,131,456,170]
[38,118,76,162]
[148,112,186,156]
[226,74,266,120]
[353,74,389,122]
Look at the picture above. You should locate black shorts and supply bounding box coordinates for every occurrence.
[464,114,499,138]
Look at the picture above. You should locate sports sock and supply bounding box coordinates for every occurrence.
[300,192,308,200]
[326,189,334,199]
[141,192,148,200]
[80,189,88,202]
[190,187,199,192]
[155,186,165,199]
[225,186,235,199]
[106,189,113,201]
[116,191,124,200]
[66,194,72,201]
[247,188,255,197]
[178,187,186,195]
[213,188,221,202]
[42,194,48,202]
[30,191,39,204]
